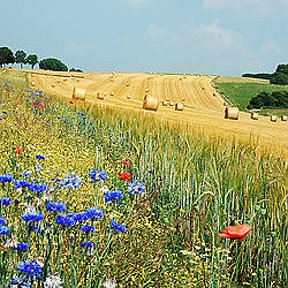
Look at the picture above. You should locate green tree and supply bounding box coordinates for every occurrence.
[0,47,15,67]
[15,50,27,69]
[26,54,38,69]
[270,72,288,85]
[70,68,83,72]
[275,64,288,75]
[39,58,68,71]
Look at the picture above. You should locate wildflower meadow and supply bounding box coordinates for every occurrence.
[0,69,287,287]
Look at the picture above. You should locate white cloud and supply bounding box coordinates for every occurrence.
[191,19,243,52]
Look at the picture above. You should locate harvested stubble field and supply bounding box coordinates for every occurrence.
[29,70,288,157]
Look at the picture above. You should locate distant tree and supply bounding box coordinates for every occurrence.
[248,90,288,109]
[275,64,288,75]
[70,68,83,72]
[270,72,288,85]
[15,50,27,69]
[39,58,68,71]
[271,91,288,107]
[0,47,15,67]
[26,54,38,69]
[242,73,271,80]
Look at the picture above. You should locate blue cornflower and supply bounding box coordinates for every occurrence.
[110,220,126,233]
[27,225,43,233]
[59,173,82,189]
[88,169,107,182]
[21,171,31,178]
[74,212,90,222]
[21,212,44,222]
[104,190,123,204]
[81,225,95,233]
[12,243,29,251]
[80,241,93,249]
[0,173,14,183]
[14,180,30,190]
[36,154,45,160]
[128,180,145,195]
[34,165,42,173]
[46,202,66,213]
[0,226,10,235]
[56,213,76,226]
[0,118,2,121]
[28,183,47,193]
[2,111,8,115]
[148,169,153,174]
[0,216,5,225]
[0,198,12,206]
[17,260,42,279]
[85,208,104,220]
[9,276,32,288]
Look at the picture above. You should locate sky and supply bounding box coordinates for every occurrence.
[1,0,288,75]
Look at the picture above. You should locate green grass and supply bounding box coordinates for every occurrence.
[214,80,288,114]
[0,70,287,287]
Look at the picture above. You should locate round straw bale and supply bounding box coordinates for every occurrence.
[110,92,115,96]
[57,80,61,83]
[270,115,277,122]
[182,98,185,102]
[51,84,55,88]
[30,81,35,86]
[225,107,239,120]
[223,102,229,106]
[72,87,86,101]
[162,100,168,106]
[145,89,149,93]
[126,83,130,87]
[169,100,175,106]
[175,103,184,111]
[143,96,159,111]
[127,95,132,99]
[281,115,287,121]
[63,78,67,82]
[251,112,259,120]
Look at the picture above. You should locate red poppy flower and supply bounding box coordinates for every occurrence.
[16,146,23,155]
[68,100,74,105]
[33,102,44,110]
[122,160,130,166]
[217,224,251,241]
[118,172,131,181]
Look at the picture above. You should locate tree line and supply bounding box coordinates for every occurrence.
[0,46,82,72]
[247,90,288,109]
[243,64,288,85]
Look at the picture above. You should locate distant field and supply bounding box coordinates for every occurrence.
[214,77,288,114]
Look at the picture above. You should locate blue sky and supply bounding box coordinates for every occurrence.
[1,0,288,75]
